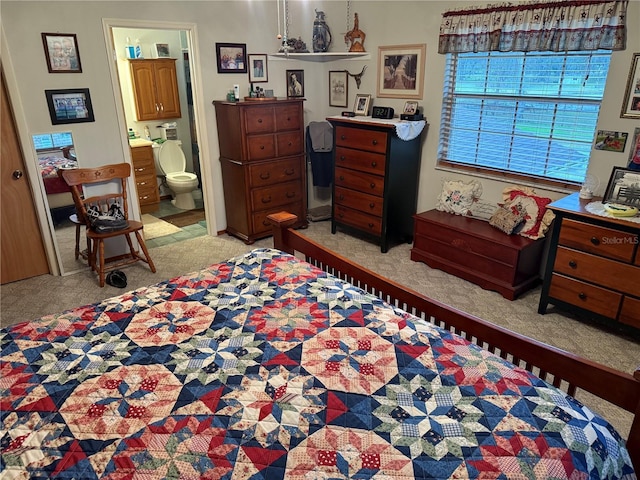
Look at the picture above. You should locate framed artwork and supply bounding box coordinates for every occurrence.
[154,43,170,58]
[45,88,95,125]
[594,130,628,153]
[215,43,247,73]
[248,54,268,83]
[602,167,640,206]
[403,101,419,115]
[41,33,82,73]
[286,69,304,98]
[329,70,348,107]
[353,93,371,116]
[629,127,640,170]
[621,52,640,119]
[377,44,426,99]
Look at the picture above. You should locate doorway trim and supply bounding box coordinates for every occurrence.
[102,18,216,235]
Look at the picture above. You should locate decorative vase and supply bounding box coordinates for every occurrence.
[312,10,332,53]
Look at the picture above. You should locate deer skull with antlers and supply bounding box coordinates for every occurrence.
[345,65,367,89]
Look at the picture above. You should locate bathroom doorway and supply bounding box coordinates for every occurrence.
[104,19,215,248]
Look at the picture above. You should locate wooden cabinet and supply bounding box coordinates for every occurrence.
[213,99,307,244]
[538,193,640,331]
[130,145,160,214]
[411,209,545,300]
[129,59,181,121]
[327,117,423,253]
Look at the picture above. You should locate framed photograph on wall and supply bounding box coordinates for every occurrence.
[353,93,371,116]
[41,32,82,73]
[248,54,268,83]
[621,52,640,119]
[286,69,304,98]
[215,43,247,73]
[377,44,426,99]
[629,127,640,170]
[602,166,640,206]
[45,88,95,125]
[329,70,348,107]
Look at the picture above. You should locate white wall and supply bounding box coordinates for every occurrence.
[2,1,639,249]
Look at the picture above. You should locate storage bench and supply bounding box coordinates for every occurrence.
[410,209,545,300]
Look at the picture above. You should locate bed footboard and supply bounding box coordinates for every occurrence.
[268,211,640,467]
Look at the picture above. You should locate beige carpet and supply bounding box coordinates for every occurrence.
[1,220,638,438]
[142,214,182,239]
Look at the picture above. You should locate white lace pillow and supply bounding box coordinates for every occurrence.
[435,179,483,215]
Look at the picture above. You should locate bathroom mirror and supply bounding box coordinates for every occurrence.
[32,132,87,275]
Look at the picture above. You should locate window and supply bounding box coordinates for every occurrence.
[438,50,611,185]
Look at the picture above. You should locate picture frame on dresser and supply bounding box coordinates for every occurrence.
[353,93,371,115]
[603,166,640,207]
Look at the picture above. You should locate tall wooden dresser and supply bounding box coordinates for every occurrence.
[213,99,307,244]
[538,193,640,332]
[326,117,424,252]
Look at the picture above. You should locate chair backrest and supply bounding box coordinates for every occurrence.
[60,163,132,226]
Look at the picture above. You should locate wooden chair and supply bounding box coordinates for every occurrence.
[60,163,156,287]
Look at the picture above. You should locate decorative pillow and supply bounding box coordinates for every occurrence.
[501,186,555,239]
[435,179,483,216]
[489,206,526,234]
[466,199,499,221]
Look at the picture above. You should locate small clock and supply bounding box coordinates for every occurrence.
[371,106,395,119]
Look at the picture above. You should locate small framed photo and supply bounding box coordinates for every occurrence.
[353,93,371,116]
[377,44,426,99]
[629,127,640,170]
[215,43,247,73]
[286,69,304,98]
[45,88,95,125]
[329,70,348,108]
[603,166,640,206]
[594,130,628,153]
[403,101,419,115]
[621,52,640,119]
[41,33,82,73]
[154,43,170,58]
[248,54,268,83]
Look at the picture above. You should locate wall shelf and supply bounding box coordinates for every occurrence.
[269,52,370,62]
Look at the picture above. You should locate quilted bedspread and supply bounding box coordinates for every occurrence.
[1,249,635,479]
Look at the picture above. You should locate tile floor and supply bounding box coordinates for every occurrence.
[144,192,207,249]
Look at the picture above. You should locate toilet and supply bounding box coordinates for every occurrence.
[153,140,198,210]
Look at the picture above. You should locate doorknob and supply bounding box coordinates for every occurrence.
[12,170,23,180]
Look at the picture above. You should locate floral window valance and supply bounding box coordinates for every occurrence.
[438,0,628,54]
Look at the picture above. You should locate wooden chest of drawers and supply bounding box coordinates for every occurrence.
[538,193,640,331]
[130,145,159,214]
[327,117,423,252]
[213,99,307,243]
[411,209,545,300]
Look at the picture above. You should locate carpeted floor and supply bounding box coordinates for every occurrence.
[161,209,206,228]
[1,220,638,437]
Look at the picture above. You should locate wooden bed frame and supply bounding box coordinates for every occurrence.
[268,212,640,468]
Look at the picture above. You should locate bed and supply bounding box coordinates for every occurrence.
[1,212,638,479]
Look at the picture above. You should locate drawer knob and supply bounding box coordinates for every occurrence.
[258,119,263,123]
[288,142,292,146]
[578,292,587,300]
[369,202,375,209]
[260,172,270,180]
[371,162,377,167]
[341,135,346,140]
[339,175,345,181]
[368,223,374,228]
[590,236,600,246]
[340,155,345,161]
[339,212,344,218]
[372,140,378,145]
[260,145,265,150]
[370,182,375,189]
[568,260,577,269]
[285,168,294,175]
[262,195,272,204]
[286,192,295,198]
[339,194,344,200]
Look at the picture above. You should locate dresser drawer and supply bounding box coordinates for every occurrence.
[243,106,274,134]
[252,201,304,236]
[135,172,157,193]
[248,157,302,188]
[620,296,640,329]
[335,167,384,197]
[559,218,637,262]
[335,126,387,154]
[335,147,386,175]
[275,104,302,131]
[250,181,303,212]
[276,132,303,157]
[334,186,383,217]
[548,273,622,319]
[334,205,382,235]
[247,134,276,161]
[554,247,640,296]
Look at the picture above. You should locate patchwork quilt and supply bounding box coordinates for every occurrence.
[1,249,635,479]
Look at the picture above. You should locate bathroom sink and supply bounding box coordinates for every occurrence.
[129,138,153,147]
